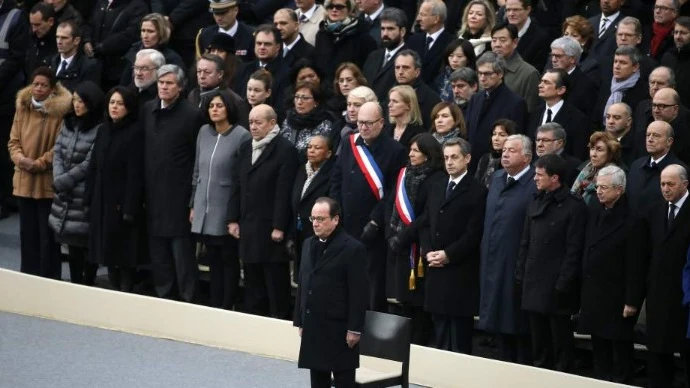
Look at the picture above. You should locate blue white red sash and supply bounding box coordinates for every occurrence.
[394,167,419,288]
[350,134,384,200]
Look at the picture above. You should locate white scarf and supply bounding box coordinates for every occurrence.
[301,162,321,199]
[251,124,280,164]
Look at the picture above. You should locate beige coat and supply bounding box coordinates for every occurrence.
[8,83,72,199]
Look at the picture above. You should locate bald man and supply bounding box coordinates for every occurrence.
[330,101,407,311]
[633,164,690,388]
[274,8,314,67]
[605,103,636,167]
[651,88,690,164]
[228,103,299,319]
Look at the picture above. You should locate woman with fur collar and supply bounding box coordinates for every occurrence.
[8,67,72,280]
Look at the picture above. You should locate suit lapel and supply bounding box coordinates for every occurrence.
[311,231,344,273]
[441,174,471,208]
[249,138,275,172]
[666,201,690,239]
[589,217,625,247]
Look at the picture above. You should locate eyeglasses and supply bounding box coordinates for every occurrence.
[294,94,314,101]
[326,4,347,10]
[357,118,382,128]
[535,138,556,143]
[477,71,496,77]
[595,184,618,191]
[550,53,566,59]
[652,103,678,110]
[133,66,158,73]
[308,216,331,223]
[654,5,676,12]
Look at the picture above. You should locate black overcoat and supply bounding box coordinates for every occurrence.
[229,133,299,263]
[578,195,639,340]
[143,97,203,237]
[294,228,369,371]
[516,185,587,314]
[630,199,690,353]
[421,174,487,317]
[291,158,334,245]
[313,20,378,84]
[87,117,144,267]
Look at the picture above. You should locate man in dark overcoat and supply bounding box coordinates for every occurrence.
[515,153,587,373]
[421,138,487,354]
[478,134,536,364]
[329,101,407,311]
[228,104,299,319]
[143,64,204,303]
[294,197,368,388]
[631,164,690,388]
[465,52,528,174]
[577,165,639,383]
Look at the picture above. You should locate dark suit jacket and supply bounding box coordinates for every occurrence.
[528,101,591,160]
[420,174,487,317]
[631,198,690,353]
[626,152,686,213]
[568,66,599,118]
[283,34,315,69]
[517,20,550,72]
[50,52,102,92]
[196,22,255,62]
[290,158,334,243]
[599,51,657,87]
[465,82,528,173]
[588,13,625,66]
[407,29,455,85]
[232,56,288,113]
[592,74,648,131]
[633,102,690,165]
[228,134,299,263]
[642,24,676,62]
[362,44,407,102]
[362,12,382,46]
[294,227,368,371]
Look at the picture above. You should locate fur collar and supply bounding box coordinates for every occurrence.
[16,82,73,117]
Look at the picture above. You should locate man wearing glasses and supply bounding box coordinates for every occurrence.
[651,87,690,164]
[330,101,407,311]
[294,197,368,388]
[132,48,165,104]
[661,16,690,108]
[644,0,679,61]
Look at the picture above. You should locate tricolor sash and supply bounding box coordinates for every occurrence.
[394,167,423,290]
[350,133,385,200]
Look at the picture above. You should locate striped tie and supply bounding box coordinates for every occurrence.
[598,17,608,39]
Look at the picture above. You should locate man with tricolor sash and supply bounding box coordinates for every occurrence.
[330,101,407,311]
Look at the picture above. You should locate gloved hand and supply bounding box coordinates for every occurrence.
[360,222,380,245]
[388,235,403,253]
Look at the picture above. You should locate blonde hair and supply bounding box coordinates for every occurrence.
[458,0,496,38]
[141,13,171,45]
[348,86,378,102]
[388,85,423,126]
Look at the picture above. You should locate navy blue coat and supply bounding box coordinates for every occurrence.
[465,82,528,173]
[478,168,537,334]
[196,22,255,62]
[330,133,407,240]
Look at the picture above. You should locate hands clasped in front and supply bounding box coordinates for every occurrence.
[426,250,449,267]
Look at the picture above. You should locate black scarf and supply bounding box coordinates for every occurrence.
[389,162,437,232]
[286,106,332,129]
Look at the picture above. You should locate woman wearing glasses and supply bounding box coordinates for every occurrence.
[280,81,335,160]
[313,0,377,83]
[120,13,185,87]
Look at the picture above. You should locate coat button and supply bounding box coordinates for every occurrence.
[308,290,312,295]
[440,210,444,214]
[306,309,310,314]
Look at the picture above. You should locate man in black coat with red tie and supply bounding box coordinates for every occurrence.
[421,137,487,354]
[294,197,368,388]
[330,101,407,311]
[516,154,587,373]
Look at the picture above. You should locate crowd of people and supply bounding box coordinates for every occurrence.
[3,0,690,386]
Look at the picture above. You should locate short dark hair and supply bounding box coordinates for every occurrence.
[443,137,472,156]
[396,49,422,69]
[677,16,690,32]
[442,39,477,70]
[289,57,325,87]
[314,197,341,218]
[30,3,55,20]
[491,22,518,40]
[199,53,226,74]
[294,81,324,104]
[57,20,81,38]
[535,153,567,182]
[31,66,57,87]
[492,119,518,135]
[409,133,444,170]
[380,7,408,29]
[202,89,239,125]
[254,24,282,45]
[544,68,570,99]
[250,68,273,91]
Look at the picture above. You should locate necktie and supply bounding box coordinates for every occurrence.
[446,181,456,199]
[506,176,516,188]
[364,14,372,23]
[58,60,68,75]
[425,36,433,54]
[299,14,307,23]
[668,203,676,230]
[598,17,608,39]
[283,46,289,58]
[545,108,552,123]
[383,52,392,67]
[650,161,658,169]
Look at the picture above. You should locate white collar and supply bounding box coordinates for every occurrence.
[651,152,668,165]
[426,27,445,48]
[300,3,318,20]
[219,21,239,37]
[508,164,531,182]
[517,17,531,38]
[672,190,689,211]
[385,42,405,57]
[567,66,576,74]
[543,99,564,122]
[284,34,301,51]
[448,170,468,186]
[602,11,620,23]
[59,53,76,65]
[367,3,384,20]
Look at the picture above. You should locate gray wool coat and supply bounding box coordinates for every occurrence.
[191,123,251,236]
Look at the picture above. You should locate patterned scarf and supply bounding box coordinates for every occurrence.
[252,124,280,164]
[301,161,321,199]
[389,162,436,233]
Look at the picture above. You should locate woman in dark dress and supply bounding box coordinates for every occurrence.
[87,86,144,292]
[386,133,445,345]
